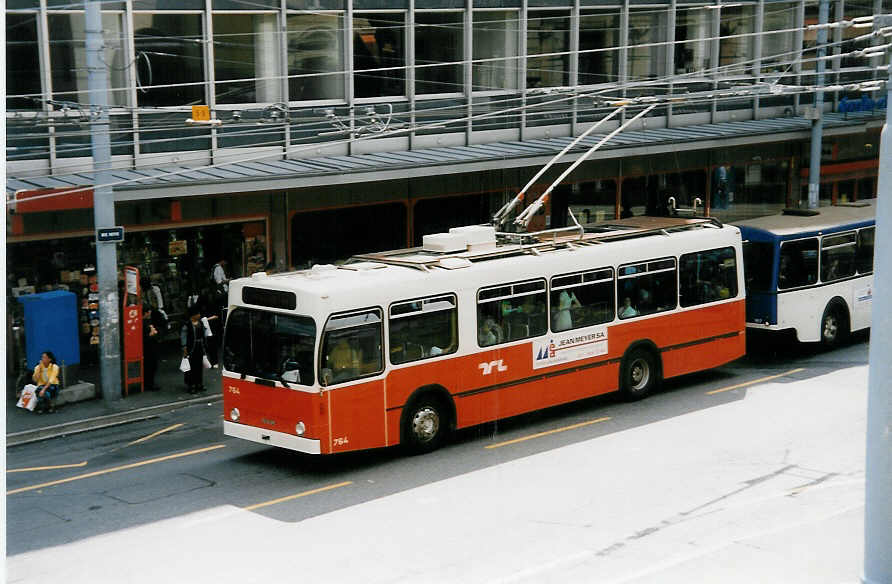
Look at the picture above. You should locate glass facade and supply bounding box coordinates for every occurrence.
[287,13,345,101]
[674,8,710,75]
[472,10,520,91]
[354,13,406,98]
[762,2,797,73]
[3,1,885,167]
[579,10,619,85]
[628,8,668,83]
[415,12,464,95]
[526,10,570,88]
[133,13,206,107]
[49,12,128,106]
[719,5,755,76]
[6,14,41,110]
[213,13,282,104]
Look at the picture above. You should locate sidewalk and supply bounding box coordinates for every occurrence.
[6,342,222,446]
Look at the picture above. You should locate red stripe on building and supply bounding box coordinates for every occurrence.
[14,187,94,213]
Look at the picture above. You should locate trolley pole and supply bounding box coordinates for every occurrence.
[85,0,122,403]
[807,0,829,209]
[863,64,892,584]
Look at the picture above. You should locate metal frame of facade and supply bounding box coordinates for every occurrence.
[5,0,886,178]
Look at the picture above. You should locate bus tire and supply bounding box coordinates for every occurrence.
[820,302,849,348]
[620,346,660,400]
[402,393,450,454]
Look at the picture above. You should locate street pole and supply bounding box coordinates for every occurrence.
[85,0,122,403]
[807,0,828,209]
[863,59,892,584]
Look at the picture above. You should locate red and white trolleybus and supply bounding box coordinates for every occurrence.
[222,216,746,455]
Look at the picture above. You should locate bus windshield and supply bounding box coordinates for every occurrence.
[223,308,316,386]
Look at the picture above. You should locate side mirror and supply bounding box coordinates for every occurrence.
[282,361,300,384]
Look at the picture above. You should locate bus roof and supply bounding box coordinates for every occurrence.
[231,215,739,312]
[733,201,876,237]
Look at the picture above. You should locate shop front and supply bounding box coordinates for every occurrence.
[7,202,269,387]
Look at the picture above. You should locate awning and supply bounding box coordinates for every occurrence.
[7,111,883,204]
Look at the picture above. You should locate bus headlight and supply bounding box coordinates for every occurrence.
[295,422,306,436]
[230,408,240,422]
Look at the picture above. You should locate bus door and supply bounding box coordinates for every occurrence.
[320,308,387,452]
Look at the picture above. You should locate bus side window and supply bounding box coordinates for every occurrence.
[821,232,857,282]
[320,309,383,385]
[478,280,546,346]
[778,238,818,289]
[550,268,614,332]
[679,247,737,307]
[389,295,458,365]
[618,258,677,318]
[856,227,875,274]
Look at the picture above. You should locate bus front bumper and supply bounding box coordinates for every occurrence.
[224,421,322,454]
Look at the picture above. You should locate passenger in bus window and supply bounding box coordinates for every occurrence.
[554,290,581,331]
[778,255,792,288]
[501,300,521,317]
[823,258,840,281]
[328,336,360,382]
[619,297,638,318]
[638,288,652,313]
[478,318,500,346]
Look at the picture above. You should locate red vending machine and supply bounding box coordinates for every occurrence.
[122,266,143,395]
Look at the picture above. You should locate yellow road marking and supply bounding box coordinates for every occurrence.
[7,444,226,495]
[128,423,184,446]
[706,368,805,395]
[244,481,353,511]
[485,417,611,449]
[7,461,88,474]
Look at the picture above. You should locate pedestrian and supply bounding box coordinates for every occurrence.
[210,259,230,361]
[180,304,209,394]
[32,350,61,413]
[211,258,229,303]
[143,304,162,391]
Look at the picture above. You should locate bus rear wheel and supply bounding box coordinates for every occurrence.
[820,304,849,348]
[402,395,449,454]
[620,347,660,400]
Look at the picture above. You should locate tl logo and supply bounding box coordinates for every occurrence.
[479,360,508,375]
[536,340,556,360]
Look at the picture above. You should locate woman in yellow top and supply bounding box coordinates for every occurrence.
[32,351,61,413]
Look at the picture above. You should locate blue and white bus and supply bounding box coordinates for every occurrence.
[735,201,876,346]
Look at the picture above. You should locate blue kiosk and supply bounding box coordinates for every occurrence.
[17,291,80,383]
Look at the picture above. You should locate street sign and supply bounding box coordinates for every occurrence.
[96,226,124,243]
[192,105,210,122]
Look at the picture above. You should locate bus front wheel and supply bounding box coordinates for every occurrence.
[620,347,660,400]
[402,395,449,454]
[820,303,849,348]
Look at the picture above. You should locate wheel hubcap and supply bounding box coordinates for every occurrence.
[630,358,650,391]
[411,406,440,443]
[823,315,838,341]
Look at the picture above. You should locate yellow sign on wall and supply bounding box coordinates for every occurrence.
[191,105,210,122]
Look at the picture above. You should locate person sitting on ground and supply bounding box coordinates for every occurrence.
[33,351,61,414]
[619,297,638,319]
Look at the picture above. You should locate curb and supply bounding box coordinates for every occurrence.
[6,394,224,447]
